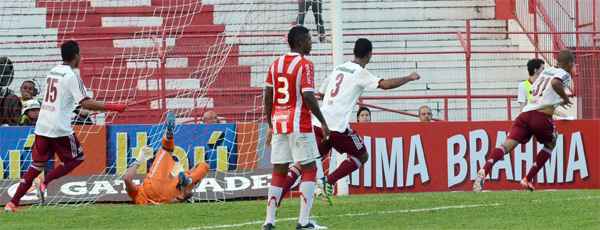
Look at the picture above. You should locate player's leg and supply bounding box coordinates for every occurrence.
[5,135,50,211]
[43,134,84,187]
[281,126,331,198]
[321,130,367,201]
[292,132,326,229]
[473,112,531,192]
[297,0,308,25]
[312,0,326,42]
[264,134,292,229]
[521,113,557,191]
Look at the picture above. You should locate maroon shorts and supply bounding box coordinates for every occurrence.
[32,134,84,163]
[313,126,367,158]
[507,110,556,144]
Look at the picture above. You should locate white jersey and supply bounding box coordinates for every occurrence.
[522,67,571,112]
[35,65,89,137]
[313,61,381,132]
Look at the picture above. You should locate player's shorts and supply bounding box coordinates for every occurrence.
[271,132,319,164]
[508,110,556,144]
[31,134,84,163]
[314,126,367,158]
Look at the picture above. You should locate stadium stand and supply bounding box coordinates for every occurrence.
[0,0,572,123]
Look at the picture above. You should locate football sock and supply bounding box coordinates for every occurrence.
[11,165,43,205]
[327,156,361,184]
[265,171,286,225]
[483,147,506,176]
[299,166,316,226]
[526,148,552,182]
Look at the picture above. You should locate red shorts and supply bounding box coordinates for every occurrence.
[507,110,556,144]
[31,134,84,163]
[313,126,367,158]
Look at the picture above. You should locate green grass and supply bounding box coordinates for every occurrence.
[1,190,599,230]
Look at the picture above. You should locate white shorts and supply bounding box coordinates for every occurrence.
[271,132,319,164]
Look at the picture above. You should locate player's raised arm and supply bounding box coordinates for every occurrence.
[79,99,127,112]
[378,72,421,90]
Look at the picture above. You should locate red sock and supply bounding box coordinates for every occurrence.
[270,171,287,206]
[301,165,316,181]
[483,148,506,176]
[43,159,83,187]
[281,165,301,198]
[11,166,43,205]
[326,156,361,184]
[526,148,552,181]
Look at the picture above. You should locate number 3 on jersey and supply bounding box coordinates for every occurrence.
[330,74,344,97]
[276,76,290,104]
[45,78,58,103]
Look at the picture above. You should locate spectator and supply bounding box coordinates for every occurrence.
[202,110,219,124]
[418,105,433,122]
[297,0,327,43]
[356,107,371,123]
[0,56,22,126]
[19,80,39,102]
[19,99,41,126]
[72,105,94,125]
[518,58,545,111]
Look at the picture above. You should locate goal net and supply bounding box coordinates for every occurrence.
[0,0,321,206]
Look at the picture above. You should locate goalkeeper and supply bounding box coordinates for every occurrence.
[123,112,209,205]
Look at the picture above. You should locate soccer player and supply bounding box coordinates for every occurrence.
[473,50,575,192]
[518,58,545,111]
[123,112,209,204]
[262,25,330,230]
[4,40,127,212]
[281,38,421,205]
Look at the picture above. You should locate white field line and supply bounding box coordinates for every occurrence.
[182,195,600,230]
[183,203,502,230]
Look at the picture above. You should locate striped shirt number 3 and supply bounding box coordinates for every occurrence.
[277,76,290,104]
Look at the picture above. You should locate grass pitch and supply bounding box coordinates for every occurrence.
[1,190,599,230]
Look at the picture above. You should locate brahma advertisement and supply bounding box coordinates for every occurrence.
[0,121,599,205]
[348,120,600,194]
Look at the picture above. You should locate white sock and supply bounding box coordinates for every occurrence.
[298,181,316,226]
[265,186,283,225]
[315,157,325,180]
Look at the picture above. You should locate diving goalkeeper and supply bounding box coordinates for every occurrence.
[123,112,209,205]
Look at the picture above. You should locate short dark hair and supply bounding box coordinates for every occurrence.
[353,38,372,59]
[61,40,80,62]
[526,58,545,76]
[557,49,575,65]
[287,26,310,49]
[356,107,371,121]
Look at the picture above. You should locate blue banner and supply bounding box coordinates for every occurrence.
[0,126,36,179]
[106,124,238,174]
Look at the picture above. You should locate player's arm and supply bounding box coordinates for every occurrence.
[302,91,329,138]
[68,75,127,112]
[80,99,127,112]
[263,87,274,129]
[301,62,330,138]
[378,72,420,90]
[517,83,527,111]
[551,78,572,107]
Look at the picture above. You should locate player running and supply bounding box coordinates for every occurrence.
[5,40,127,212]
[473,49,575,192]
[123,112,209,205]
[280,38,421,205]
[262,26,330,230]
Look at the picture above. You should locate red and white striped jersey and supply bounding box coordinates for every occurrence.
[265,53,315,134]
